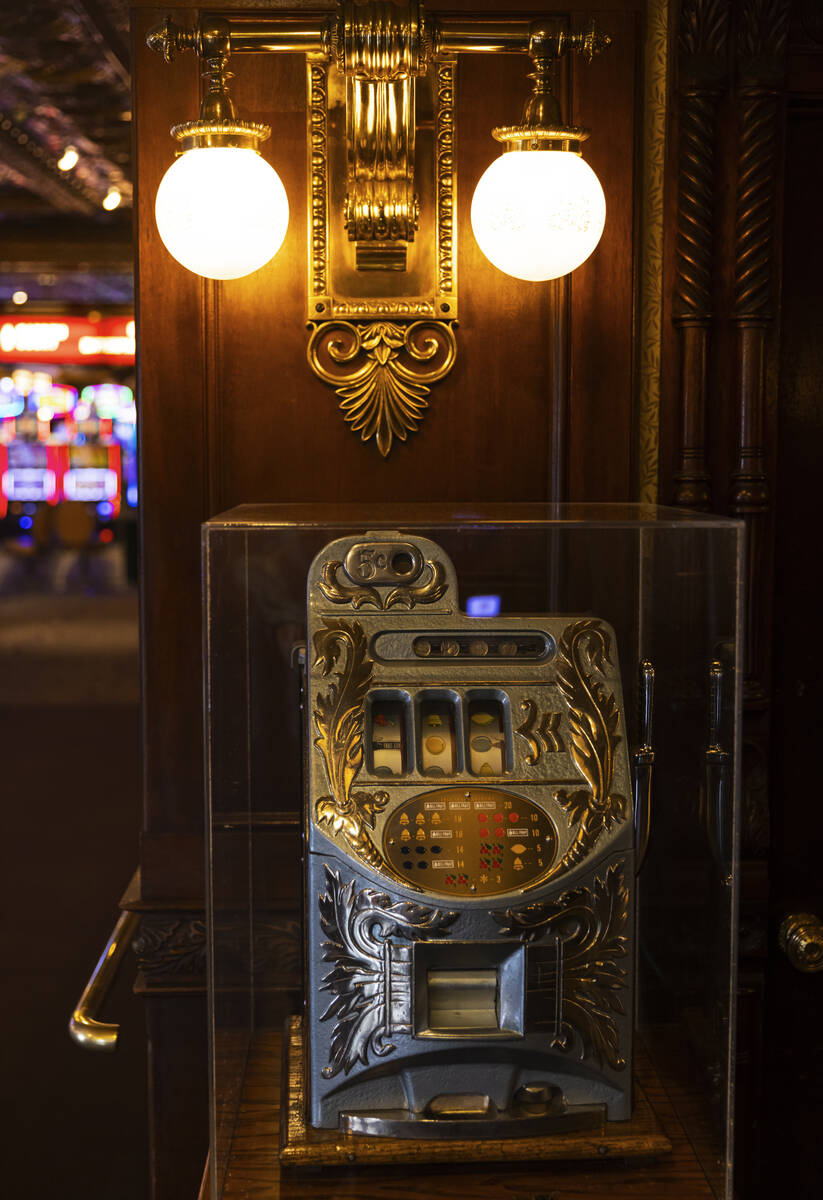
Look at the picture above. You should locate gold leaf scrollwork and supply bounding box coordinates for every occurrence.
[318,558,447,609]
[307,319,457,457]
[312,619,417,887]
[541,620,627,883]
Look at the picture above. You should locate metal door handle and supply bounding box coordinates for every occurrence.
[779,913,823,973]
[69,908,141,1050]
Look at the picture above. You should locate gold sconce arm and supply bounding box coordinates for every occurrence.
[69,907,141,1052]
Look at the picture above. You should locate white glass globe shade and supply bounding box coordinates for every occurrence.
[155,147,289,280]
[471,150,606,282]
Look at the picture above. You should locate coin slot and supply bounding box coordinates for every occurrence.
[417,692,461,776]
[366,692,411,776]
[391,550,415,575]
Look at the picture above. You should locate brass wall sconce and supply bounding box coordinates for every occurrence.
[148,4,610,455]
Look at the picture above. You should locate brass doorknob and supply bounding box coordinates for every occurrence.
[779,913,823,973]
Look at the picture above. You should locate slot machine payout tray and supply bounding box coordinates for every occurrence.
[280,1016,673,1165]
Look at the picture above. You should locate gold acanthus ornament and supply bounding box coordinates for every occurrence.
[545,619,628,881]
[312,618,418,887]
[307,319,457,457]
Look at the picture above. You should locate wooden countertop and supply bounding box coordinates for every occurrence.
[202,1029,720,1199]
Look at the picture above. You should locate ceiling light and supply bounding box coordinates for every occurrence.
[57,146,79,172]
[11,290,28,306]
[102,187,122,211]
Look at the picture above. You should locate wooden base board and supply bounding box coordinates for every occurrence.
[279,1015,672,1167]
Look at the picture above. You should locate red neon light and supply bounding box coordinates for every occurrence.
[0,316,135,364]
[46,445,69,505]
[107,444,122,517]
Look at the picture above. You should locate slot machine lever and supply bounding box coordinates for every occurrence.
[706,660,732,883]
[633,660,655,872]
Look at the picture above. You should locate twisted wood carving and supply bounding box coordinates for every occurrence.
[733,92,780,320]
[730,0,789,704]
[672,0,730,509]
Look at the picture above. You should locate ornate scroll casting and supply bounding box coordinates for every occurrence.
[307,319,457,456]
[318,557,446,608]
[306,51,457,452]
[672,0,730,510]
[515,700,565,763]
[543,621,627,882]
[312,619,396,877]
[435,60,456,303]
[308,61,329,302]
[493,861,629,1071]
[134,915,207,980]
[319,865,457,1077]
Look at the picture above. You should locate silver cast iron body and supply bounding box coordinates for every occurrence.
[304,532,637,1136]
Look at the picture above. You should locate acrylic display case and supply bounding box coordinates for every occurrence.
[203,503,742,1199]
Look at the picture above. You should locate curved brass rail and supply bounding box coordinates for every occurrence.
[69,909,140,1051]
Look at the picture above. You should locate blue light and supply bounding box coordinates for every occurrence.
[75,433,86,445]
[22,503,36,515]
[17,534,33,548]
[19,515,33,530]
[126,484,138,508]
[96,501,113,518]
[466,594,501,617]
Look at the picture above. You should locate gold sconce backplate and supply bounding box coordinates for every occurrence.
[306,54,458,456]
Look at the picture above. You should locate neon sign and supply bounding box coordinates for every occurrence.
[0,317,135,363]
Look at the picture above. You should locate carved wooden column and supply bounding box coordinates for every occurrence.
[730,0,789,698]
[673,0,730,510]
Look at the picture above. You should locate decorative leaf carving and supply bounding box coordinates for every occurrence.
[312,619,405,882]
[307,319,457,457]
[319,865,458,1077]
[493,861,629,1071]
[544,620,627,881]
[318,558,447,609]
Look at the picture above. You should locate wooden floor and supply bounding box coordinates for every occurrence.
[207,1030,720,1200]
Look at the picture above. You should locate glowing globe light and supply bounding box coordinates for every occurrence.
[471,150,606,282]
[155,147,289,281]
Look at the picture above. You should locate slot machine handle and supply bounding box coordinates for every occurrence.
[633,660,654,873]
[706,660,732,883]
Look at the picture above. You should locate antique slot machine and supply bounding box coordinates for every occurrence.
[302,530,654,1138]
